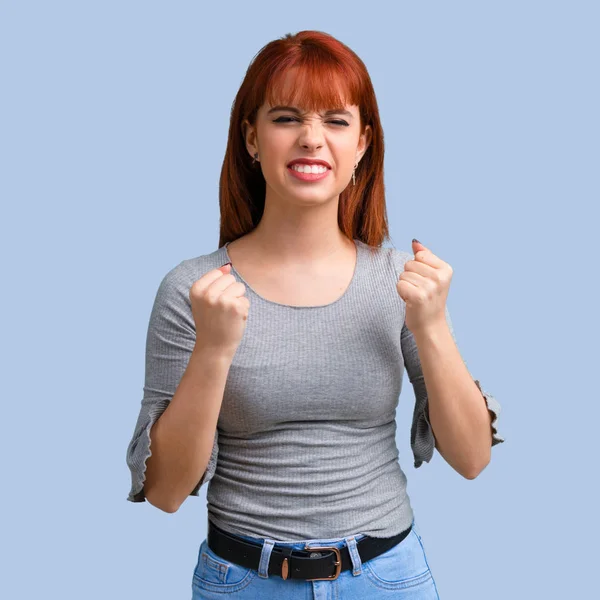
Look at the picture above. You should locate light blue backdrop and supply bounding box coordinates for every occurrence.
[1,1,597,599]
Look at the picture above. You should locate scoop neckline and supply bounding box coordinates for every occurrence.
[221,238,363,309]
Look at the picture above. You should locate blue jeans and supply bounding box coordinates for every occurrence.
[191,518,440,599]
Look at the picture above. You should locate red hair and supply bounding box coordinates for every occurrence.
[218,30,391,249]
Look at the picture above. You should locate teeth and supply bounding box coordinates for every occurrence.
[291,164,328,174]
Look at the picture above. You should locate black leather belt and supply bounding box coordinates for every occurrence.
[207,519,412,581]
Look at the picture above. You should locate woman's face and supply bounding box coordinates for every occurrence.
[244,97,372,205]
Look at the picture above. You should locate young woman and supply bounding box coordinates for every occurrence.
[126,30,504,599]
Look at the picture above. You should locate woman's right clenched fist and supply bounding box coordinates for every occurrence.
[189,263,250,356]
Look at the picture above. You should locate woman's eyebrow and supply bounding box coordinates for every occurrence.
[267,105,353,119]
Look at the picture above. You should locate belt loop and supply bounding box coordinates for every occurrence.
[343,535,363,576]
[258,538,275,578]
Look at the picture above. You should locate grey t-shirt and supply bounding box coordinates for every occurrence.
[126,239,504,541]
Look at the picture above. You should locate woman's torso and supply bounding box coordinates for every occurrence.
[224,234,358,307]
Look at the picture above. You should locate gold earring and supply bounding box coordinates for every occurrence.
[352,162,358,186]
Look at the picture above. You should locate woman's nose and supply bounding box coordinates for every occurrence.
[298,123,324,150]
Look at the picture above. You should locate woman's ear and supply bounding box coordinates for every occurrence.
[242,119,258,160]
[357,124,372,162]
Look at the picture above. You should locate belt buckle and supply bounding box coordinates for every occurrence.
[302,545,342,581]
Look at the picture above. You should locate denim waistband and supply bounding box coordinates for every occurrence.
[209,520,374,551]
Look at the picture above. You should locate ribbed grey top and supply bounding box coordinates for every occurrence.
[126,239,504,541]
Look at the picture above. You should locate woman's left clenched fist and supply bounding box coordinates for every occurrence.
[396,239,453,335]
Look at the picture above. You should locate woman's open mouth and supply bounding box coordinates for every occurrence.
[287,164,331,182]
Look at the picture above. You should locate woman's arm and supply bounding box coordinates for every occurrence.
[144,346,234,512]
[411,321,494,479]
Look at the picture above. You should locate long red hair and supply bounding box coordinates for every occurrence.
[218,30,390,249]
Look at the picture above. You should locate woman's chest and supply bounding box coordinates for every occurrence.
[225,238,358,307]
[219,306,405,433]
[235,264,355,307]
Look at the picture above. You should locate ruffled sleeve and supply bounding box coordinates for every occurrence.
[401,304,505,469]
[125,260,219,503]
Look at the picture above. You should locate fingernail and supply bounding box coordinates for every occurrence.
[412,238,420,244]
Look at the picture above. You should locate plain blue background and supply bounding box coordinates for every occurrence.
[2,1,598,598]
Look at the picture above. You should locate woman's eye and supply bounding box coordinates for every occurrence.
[273,117,349,126]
